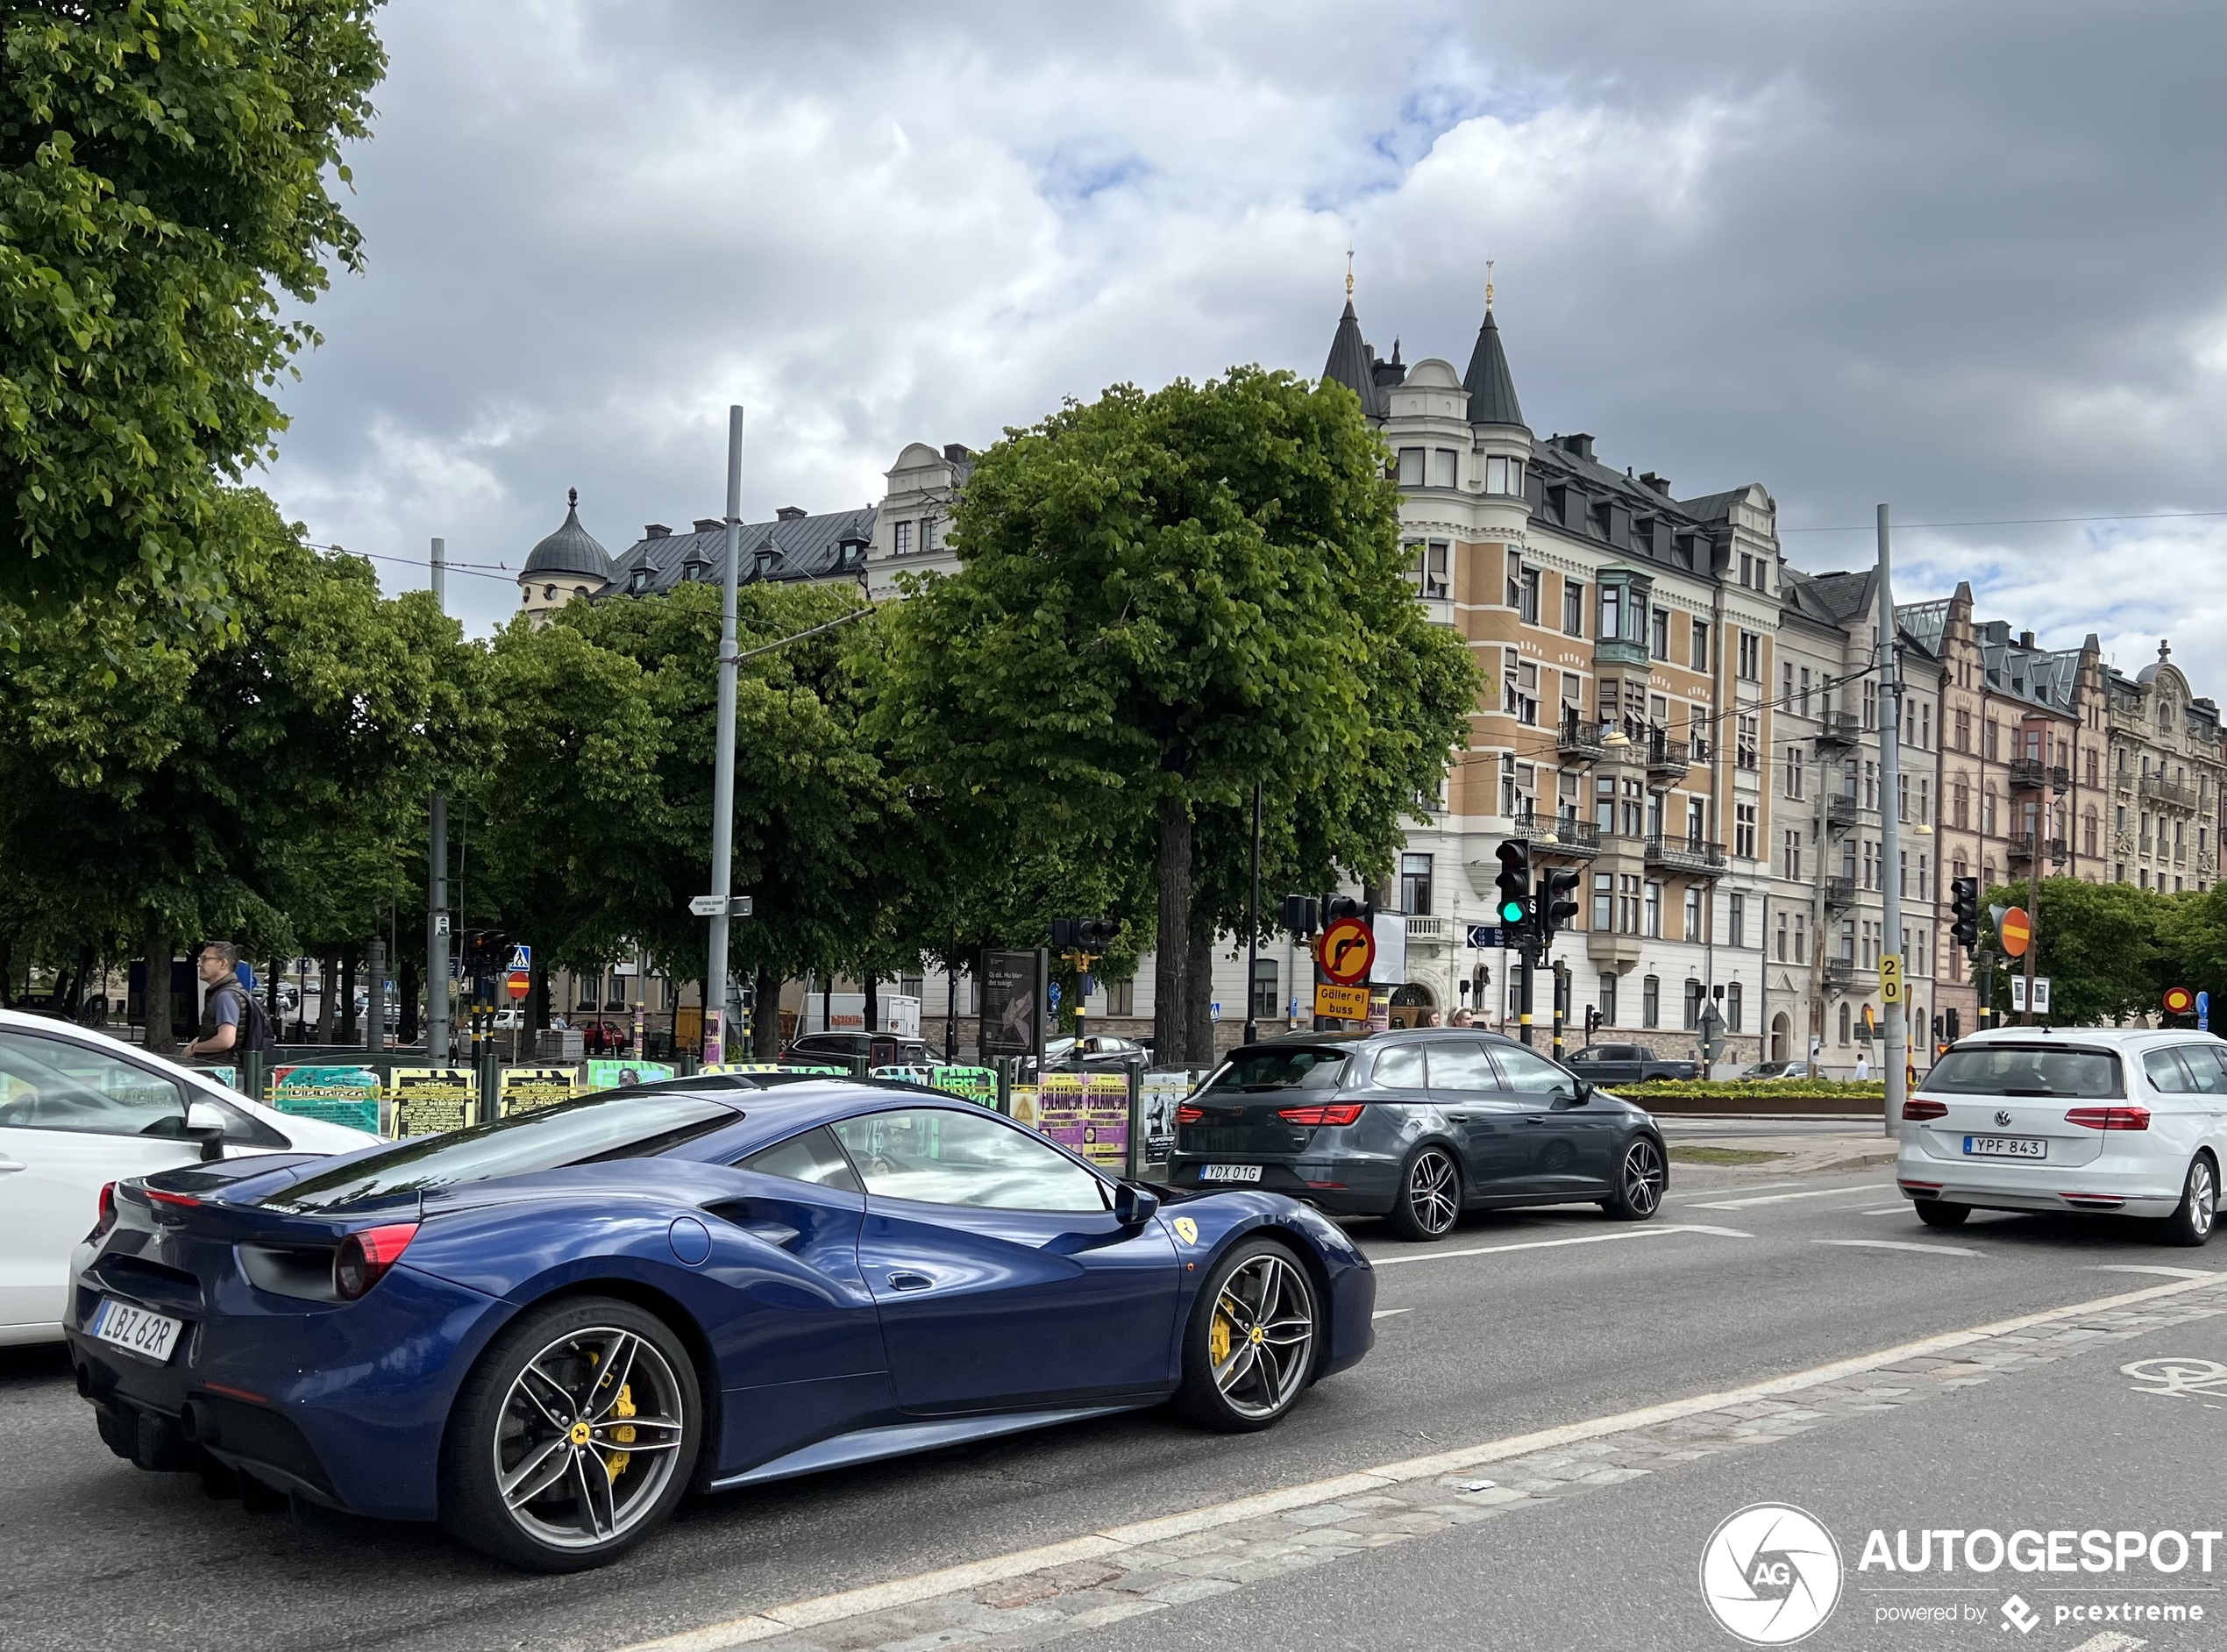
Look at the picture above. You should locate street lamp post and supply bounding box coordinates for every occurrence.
[703,407,744,1067]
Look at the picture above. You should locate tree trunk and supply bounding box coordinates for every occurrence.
[1185,909,1217,1067]
[529,960,551,1036]
[317,952,338,1043]
[142,914,172,1050]
[1154,797,1192,1065]
[944,962,961,1063]
[755,964,781,1057]
[398,955,421,1047]
[864,972,879,1037]
[339,944,360,1044]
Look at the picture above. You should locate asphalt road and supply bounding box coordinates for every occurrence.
[3,1158,2214,1652]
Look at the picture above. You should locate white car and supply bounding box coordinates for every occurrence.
[1897,1027,2227,1243]
[0,1008,378,1344]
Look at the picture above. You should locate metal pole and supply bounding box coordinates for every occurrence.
[1875,504,1907,1138]
[704,406,744,1067]
[366,932,386,1055]
[2023,825,2043,1026]
[1243,780,1262,1045]
[1518,953,1534,1046]
[427,535,450,1063]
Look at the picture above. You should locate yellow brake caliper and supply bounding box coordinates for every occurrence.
[1210,1311,1232,1369]
[603,1384,637,1481]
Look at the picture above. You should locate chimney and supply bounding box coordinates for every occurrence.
[644,523,671,539]
[693,517,722,533]
[943,444,971,464]
[1638,472,1672,496]
[776,505,808,522]
[2019,630,2037,650]
[1561,433,1595,462]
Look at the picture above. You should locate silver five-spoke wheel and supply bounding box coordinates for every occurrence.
[494,1325,687,1551]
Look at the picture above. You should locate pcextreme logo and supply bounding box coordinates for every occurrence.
[1701,1503,1844,1645]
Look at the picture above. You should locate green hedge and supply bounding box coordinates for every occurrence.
[1615,1079,1887,1100]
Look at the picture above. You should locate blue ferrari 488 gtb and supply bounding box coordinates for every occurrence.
[66,1079,1375,1570]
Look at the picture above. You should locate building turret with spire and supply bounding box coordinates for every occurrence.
[517,488,614,623]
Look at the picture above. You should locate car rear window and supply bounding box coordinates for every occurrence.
[1201,1048,1351,1093]
[266,1093,738,1212]
[1924,1045,2123,1100]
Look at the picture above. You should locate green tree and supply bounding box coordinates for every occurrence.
[878,367,1476,1058]
[0,0,387,635]
[1982,877,2159,1024]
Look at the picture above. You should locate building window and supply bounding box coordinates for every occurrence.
[1838,1001,1852,1045]
[1726,981,1743,1033]
[1782,829,1803,879]
[1793,912,1806,965]
[1563,580,1584,637]
[1651,606,1670,659]
[1734,802,1758,860]
[1398,447,1425,487]
[1737,630,1762,681]
[1984,719,2000,761]
[920,515,938,553]
[1641,975,1660,1028]
[1431,448,1458,488]
[1599,585,1622,643]
[1484,454,1524,495]
[1775,910,1789,962]
[1683,979,1704,1030]
[1797,667,1811,716]
[892,519,913,556]
[1250,958,1279,1020]
[1504,652,1539,726]
[1592,873,1613,932]
[1953,708,1970,751]
[1727,893,1747,949]
[1598,972,1618,1029]
[1520,567,1540,624]
[1687,796,1707,842]
[1619,874,1641,933]
[1691,619,1711,671]
[1407,540,1448,598]
[1103,978,1135,1016]
[1683,885,1703,941]
[1784,746,1804,798]
[1736,714,1760,771]
[1644,881,1662,937]
[1400,853,1434,916]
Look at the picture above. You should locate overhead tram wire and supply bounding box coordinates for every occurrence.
[1780,509,2223,533]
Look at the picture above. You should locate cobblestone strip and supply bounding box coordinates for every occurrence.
[619,1278,2227,1652]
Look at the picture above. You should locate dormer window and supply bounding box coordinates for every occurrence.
[893,520,913,556]
[1483,455,1525,495]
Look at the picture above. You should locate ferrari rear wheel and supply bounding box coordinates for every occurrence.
[1176,1239,1320,1432]
[441,1296,701,1571]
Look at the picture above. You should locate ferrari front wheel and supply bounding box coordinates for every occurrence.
[1176,1239,1320,1433]
[440,1296,701,1571]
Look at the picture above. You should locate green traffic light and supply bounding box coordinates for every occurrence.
[1499,900,1526,924]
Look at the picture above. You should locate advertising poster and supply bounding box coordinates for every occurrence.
[268,1065,381,1135]
[581,1059,676,1093]
[1034,1072,1129,1171]
[868,1065,998,1107]
[1138,1070,1199,1161]
[499,1066,578,1118]
[388,1067,476,1136]
[978,949,1042,1063]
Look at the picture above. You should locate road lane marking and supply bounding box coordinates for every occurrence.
[1861,1207,1911,1215]
[1814,1238,1979,1257]
[2093,1265,2223,1280]
[1371,1309,1411,1320]
[1690,1183,1896,1210]
[608,1276,2227,1652]
[1367,1224,1753,1269]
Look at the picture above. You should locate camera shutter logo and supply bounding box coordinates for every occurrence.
[1699,1503,1842,1645]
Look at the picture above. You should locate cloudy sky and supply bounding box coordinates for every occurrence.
[269,0,2226,697]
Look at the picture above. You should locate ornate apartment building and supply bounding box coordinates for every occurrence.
[2101,643,2223,895]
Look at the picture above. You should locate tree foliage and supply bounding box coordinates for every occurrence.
[0,0,387,635]
[1979,876,2226,1024]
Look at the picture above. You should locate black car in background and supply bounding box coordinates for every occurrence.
[1564,1042,1701,1085]
[1166,1029,1668,1241]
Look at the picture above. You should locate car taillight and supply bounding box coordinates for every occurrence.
[1277,1103,1365,1127]
[1902,1100,1947,1121]
[90,1182,118,1242]
[334,1222,421,1300]
[2065,1106,2150,1131]
[1177,1105,1203,1124]
[143,1187,201,1208]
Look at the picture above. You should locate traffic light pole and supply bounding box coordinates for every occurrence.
[1518,952,1534,1047]
[1875,504,1907,1141]
[703,406,744,1067]
[426,537,450,1065]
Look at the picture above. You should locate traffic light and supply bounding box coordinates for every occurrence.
[1538,868,1579,943]
[1948,877,1979,952]
[1493,840,1531,929]
[1584,1005,1602,1038]
[1279,895,1320,938]
[1051,917,1117,953]
[1943,1007,1960,1043]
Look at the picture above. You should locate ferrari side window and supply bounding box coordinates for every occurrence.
[829,1108,1108,1212]
[740,1126,865,1193]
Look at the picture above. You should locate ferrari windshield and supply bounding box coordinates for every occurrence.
[1923,1045,2123,1099]
[265,1093,737,1212]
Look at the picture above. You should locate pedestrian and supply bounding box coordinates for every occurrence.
[1449,1008,1474,1028]
[1419,1008,1441,1028]
[1853,1049,1871,1081]
[181,942,274,1061]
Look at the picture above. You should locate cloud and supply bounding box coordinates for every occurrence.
[264,0,2226,701]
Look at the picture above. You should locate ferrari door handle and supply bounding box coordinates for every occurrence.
[887,1271,936,1292]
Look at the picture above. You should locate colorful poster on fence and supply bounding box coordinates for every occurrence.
[388,1067,476,1136]
[268,1065,381,1134]
[868,1065,997,1106]
[1138,1071,1199,1159]
[581,1059,675,1093]
[500,1066,578,1117]
[1034,1072,1129,1171]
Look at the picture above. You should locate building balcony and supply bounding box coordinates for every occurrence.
[1824,795,1859,833]
[1405,915,1454,948]
[1644,729,1690,784]
[1593,636,1650,670]
[2008,758,2071,794]
[1824,875,1857,908]
[1823,958,1862,992]
[2007,837,2069,869]
[1503,815,1604,858]
[1556,708,1607,761]
[1814,711,1861,749]
[1643,836,1725,876]
[2141,773,2201,811]
[1586,930,1645,969]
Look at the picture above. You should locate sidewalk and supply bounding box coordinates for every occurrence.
[1658,1115,1900,1177]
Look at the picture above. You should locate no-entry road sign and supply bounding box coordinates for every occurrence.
[1998,905,2031,958]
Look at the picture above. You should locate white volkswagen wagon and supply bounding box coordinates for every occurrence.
[1897,1027,2227,1244]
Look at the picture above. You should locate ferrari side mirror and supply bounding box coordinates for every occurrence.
[1114,1183,1160,1226]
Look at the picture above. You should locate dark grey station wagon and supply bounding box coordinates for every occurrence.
[1167,1029,1669,1241]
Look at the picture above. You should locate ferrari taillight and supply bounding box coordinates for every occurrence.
[89,1182,117,1243]
[1277,1103,1366,1127]
[334,1222,421,1300]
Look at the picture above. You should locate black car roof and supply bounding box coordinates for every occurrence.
[1246,1028,1531,1050]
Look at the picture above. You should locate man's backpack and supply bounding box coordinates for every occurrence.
[222,979,276,1054]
